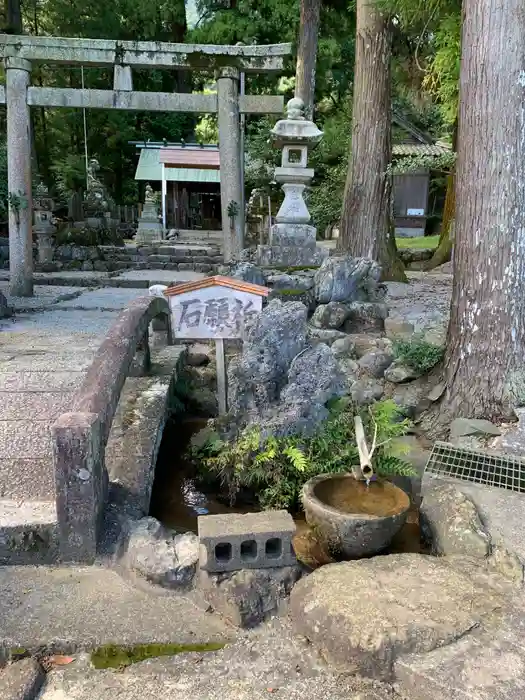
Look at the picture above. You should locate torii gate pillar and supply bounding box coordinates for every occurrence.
[6,57,33,297]
[217,67,244,263]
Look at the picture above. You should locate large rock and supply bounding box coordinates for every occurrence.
[310,302,349,329]
[0,658,45,700]
[266,272,315,292]
[200,565,303,628]
[420,482,491,558]
[384,358,420,383]
[268,344,347,436]
[290,553,504,681]
[350,378,385,406]
[229,262,265,286]
[314,256,384,304]
[124,517,199,589]
[228,300,308,415]
[281,343,346,406]
[343,302,388,333]
[358,349,394,378]
[307,327,348,345]
[330,336,357,359]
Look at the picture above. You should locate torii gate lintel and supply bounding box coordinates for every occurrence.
[0,35,292,296]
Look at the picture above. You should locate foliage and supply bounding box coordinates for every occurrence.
[393,334,445,373]
[54,226,124,247]
[192,399,415,510]
[388,150,456,176]
[50,154,88,201]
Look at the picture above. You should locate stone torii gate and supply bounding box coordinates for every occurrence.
[0,36,291,296]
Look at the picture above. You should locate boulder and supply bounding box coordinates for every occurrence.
[290,553,504,680]
[125,517,199,590]
[310,302,349,329]
[200,564,303,628]
[358,349,394,378]
[314,256,384,304]
[308,327,349,345]
[281,344,346,406]
[266,272,314,291]
[420,482,491,558]
[230,262,265,286]
[384,358,420,383]
[338,358,360,385]
[343,302,388,333]
[350,378,385,406]
[186,351,210,367]
[227,300,308,415]
[392,383,430,418]
[384,316,415,339]
[345,333,382,358]
[331,336,357,359]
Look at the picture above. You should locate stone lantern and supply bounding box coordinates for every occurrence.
[33,181,56,264]
[256,97,328,267]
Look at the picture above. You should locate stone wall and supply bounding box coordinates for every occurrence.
[34,244,223,274]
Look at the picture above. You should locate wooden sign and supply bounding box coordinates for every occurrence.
[163,276,270,413]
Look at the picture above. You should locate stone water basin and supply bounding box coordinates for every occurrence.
[302,474,410,559]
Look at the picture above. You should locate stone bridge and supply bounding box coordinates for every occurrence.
[0,282,189,564]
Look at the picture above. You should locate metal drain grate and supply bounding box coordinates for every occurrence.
[425,441,525,493]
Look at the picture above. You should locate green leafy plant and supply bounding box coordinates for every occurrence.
[393,334,445,373]
[191,399,415,511]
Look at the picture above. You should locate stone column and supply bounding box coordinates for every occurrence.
[6,57,33,296]
[217,67,244,262]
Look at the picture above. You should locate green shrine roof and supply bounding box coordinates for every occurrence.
[134,148,220,184]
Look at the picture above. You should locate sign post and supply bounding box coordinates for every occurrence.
[163,276,270,414]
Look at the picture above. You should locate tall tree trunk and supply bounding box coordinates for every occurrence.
[4,0,21,32]
[426,120,458,270]
[294,0,321,120]
[337,0,405,281]
[425,168,455,269]
[438,0,525,423]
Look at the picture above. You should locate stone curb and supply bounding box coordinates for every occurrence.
[0,658,45,700]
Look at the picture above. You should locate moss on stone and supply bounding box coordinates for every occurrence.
[266,265,319,273]
[91,642,225,669]
[274,288,307,296]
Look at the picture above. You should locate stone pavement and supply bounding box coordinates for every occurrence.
[36,618,394,700]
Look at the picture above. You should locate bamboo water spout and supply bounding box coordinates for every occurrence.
[353,415,376,483]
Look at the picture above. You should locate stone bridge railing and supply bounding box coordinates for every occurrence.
[52,295,172,563]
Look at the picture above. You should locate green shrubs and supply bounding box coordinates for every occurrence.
[191,399,416,511]
[392,334,444,374]
[54,226,124,247]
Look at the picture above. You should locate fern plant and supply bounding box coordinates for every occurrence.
[191,399,416,511]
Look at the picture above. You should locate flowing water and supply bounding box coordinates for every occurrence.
[149,418,424,569]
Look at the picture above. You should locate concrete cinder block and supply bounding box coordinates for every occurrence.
[198,510,297,573]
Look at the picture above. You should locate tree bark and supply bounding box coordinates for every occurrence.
[425,168,455,269]
[438,0,525,423]
[294,0,321,120]
[337,0,405,281]
[4,0,22,32]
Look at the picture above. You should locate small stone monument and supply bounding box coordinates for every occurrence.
[83,158,111,229]
[33,181,56,264]
[256,97,328,267]
[135,183,163,243]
